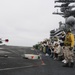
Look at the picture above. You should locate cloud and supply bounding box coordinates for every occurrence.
[0,0,64,46]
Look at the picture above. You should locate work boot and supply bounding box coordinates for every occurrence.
[69,62,74,68]
[62,63,69,67]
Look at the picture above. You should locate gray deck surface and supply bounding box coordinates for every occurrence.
[0,45,75,75]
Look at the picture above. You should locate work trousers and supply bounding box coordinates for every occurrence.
[63,46,74,63]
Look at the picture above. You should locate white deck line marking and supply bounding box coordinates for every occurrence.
[0,65,36,71]
[0,48,4,49]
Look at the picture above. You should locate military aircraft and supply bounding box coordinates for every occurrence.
[0,38,9,44]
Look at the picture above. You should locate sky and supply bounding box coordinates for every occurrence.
[0,0,64,47]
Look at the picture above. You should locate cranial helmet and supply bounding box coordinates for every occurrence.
[61,31,65,35]
[66,28,71,33]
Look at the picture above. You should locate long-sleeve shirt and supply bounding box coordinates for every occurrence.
[64,33,74,47]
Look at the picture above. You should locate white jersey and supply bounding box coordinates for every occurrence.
[53,40,60,47]
[54,45,61,54]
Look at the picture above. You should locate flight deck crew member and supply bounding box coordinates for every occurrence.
[63,29,74,68]
[59,31,66,61]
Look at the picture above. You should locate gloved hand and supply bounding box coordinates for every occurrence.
[69,47,73,51]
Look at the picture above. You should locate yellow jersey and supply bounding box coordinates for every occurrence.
[64,33,74,47]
